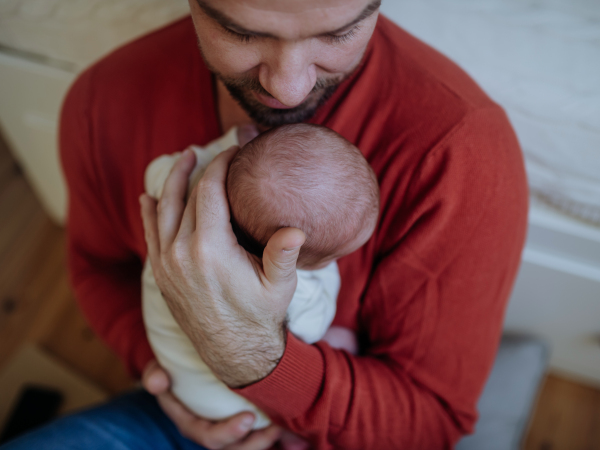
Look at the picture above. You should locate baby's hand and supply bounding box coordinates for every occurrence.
[322,326,359,355]
[237,124,260,147]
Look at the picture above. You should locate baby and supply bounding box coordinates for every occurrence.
[142,123,379,430]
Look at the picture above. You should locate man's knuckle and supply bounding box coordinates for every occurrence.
[190,237,210,264]
[172,240,189,262]
[194,245,208,265]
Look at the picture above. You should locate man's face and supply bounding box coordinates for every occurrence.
[188,0,380,127]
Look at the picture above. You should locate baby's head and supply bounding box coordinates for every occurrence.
[227,124,379,270]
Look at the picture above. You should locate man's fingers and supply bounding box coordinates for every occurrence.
[156,391,234,448]
[226,424,283,450]
[195,147,238,235]
[262,227,306,287]
[140,194,161,266]
[156,390,198,430]
[199,413,256,449]
[176,185,197,241]
[156,391,216,445]
[157,148,196,251]
[141,360,170,395]
[158,393,255,450]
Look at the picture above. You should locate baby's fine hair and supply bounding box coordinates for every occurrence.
[227,123,380,267]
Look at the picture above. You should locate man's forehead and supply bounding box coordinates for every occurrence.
[208,0,374,14]
[196,0,379,38]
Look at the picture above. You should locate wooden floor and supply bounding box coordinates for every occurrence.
[0,133,599,449]
[0,133,133,395]
[525,375,600,450]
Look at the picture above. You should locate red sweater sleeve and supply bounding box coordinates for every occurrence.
[236,107,529,449]
[60,69,154,378]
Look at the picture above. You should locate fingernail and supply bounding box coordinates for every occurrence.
[240,416,254,431]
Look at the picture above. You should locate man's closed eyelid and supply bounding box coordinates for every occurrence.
[223,26,258,43]
[323,25,361,44]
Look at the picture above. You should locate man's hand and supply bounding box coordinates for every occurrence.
[140,147,305,388]
[142,360,284,450]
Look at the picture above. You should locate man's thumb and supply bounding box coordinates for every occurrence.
[263,227,306,286]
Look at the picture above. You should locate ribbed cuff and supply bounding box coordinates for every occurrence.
[234,331,325,419]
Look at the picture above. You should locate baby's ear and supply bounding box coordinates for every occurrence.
[237,124,260,147]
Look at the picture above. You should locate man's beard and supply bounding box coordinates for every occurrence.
[218,74,343,128]
[197,41,351,127]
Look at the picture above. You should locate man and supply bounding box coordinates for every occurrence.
[2,0,528,449]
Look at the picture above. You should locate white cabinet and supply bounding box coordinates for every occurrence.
[0,0,189,224]
[0,52,75,223]
[505,197,600,387]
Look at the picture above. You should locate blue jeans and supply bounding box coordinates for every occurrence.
[0,390,207,450]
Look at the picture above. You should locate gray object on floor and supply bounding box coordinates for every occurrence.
[456,335,549,450]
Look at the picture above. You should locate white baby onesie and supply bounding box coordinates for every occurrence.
[142,127,340,429]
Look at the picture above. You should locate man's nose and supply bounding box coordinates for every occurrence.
[258,41,317,108]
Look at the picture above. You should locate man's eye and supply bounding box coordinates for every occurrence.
[325,25,361,45]
[223,27,255,43]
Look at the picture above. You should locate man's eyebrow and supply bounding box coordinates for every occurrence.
[195,0,382,38]
[329,0,382,34]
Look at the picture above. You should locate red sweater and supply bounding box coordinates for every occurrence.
[60,15,528,450]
